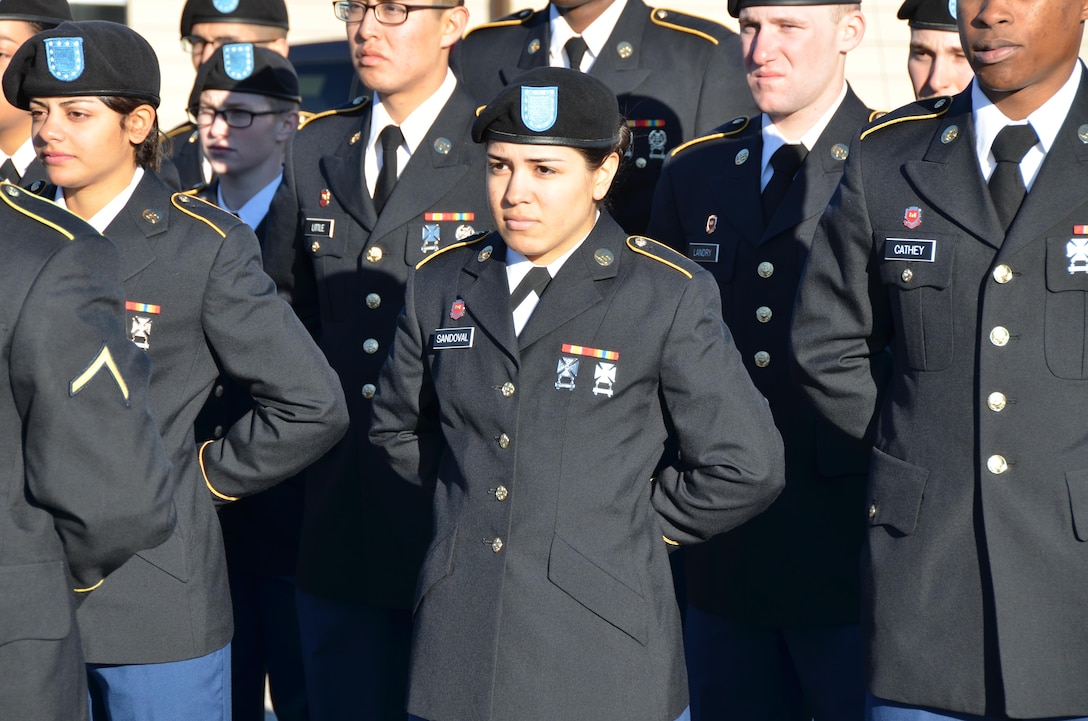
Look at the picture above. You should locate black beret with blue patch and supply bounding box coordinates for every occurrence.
[188,43,300,109]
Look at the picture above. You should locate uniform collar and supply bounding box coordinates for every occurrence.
[55,166,145,233]
[217,171,282,229]
[548,0,627,70]
[761,81,848,186]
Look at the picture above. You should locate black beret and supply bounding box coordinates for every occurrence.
[180,0,289,38]
[472,67,620,149]
[2,20,160,110]
[897,0,957,30]
[729,0,860,19]
[188,43,300,108]
[0,0,72,24]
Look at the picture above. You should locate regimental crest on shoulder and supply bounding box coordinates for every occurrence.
[45,37,84,82]
[521,86,558,133]
[214,0,240,13]
[223,43,255,81]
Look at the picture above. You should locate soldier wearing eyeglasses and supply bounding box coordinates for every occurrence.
[166,0,290,191]
[260,2,493,720]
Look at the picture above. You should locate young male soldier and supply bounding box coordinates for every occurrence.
[1,187,176,721]
[261,2,493,719]
[0,0,70,185]
[168,0,290,190]
[792,0,1088,718]
[898,0,973,99]
[647,0,873,718]
[452,0,756,234]
[187,44,307,721]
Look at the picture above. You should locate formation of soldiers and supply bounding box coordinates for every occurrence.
[4,0,1088,720]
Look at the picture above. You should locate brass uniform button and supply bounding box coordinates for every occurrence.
[754,351,771,368]
[501,382,516,398]
[362,384,376,399]
[987,392,1007,412]
[366,293,381,309]
[498,433,511,449]
[989,326,1010,346]
[987,455,1008,475]
[491,537,504,553]
[757,262,774,279]
[363,338,379,355]
[902,268,914,283]
[310,240,321,253]
[992,264,1014,284]
[756,306,772,323]
[495,486,509,501]
[366,247,383,263]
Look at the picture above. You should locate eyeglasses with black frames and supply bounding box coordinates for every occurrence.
[188,107,284,129]
[332,1,453,25]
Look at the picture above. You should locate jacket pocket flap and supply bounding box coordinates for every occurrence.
[135,530,189,583]
[413,527,456,612]
[867,447,930,535]
[0,561,71,645]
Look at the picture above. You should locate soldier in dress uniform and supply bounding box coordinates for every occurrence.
[647,0,873,719]
[0,185,176,721]
[167,0,290,191]
[259,2,492,719]
[451,0,757,235]
[898,0,973,99]
[0,0,70,186]
[370,65,784,721]
[186,44,308,721]
[4,20,348,721]
[791,0,1088,717]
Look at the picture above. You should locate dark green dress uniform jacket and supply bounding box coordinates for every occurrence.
[71,171,348,665]
[792,78,1088,717]
[261,85,493,609]
[0,186,175,720]
[647,88,875,626]
[452,0,757,234]
[369,214,785,721]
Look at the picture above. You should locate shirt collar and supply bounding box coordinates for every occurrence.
[761,81,848,176]
[368,68,458,156]
[55,166,144,234]
[2,137,37,175]
[548,0,627,69]
[505,211,599,289]
[217,171,283,229]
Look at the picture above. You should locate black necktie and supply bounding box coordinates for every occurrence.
[0,158,20,183]
[510,266,552,311]
[988,124,1038,232]
[565,36,588,71]
[761,143,808,223]
[373,125,403,215]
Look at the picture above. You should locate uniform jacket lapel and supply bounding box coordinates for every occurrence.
[458,238,519,363]
[902,92,1005,248]
[503,11,549,84]
[321,107,376,232]
[103,172,170,281]
[587,1,651,96]
[1001,73,1088,259]
[370,87,479,240]
[763,88,869,241]
[711,124,764,247]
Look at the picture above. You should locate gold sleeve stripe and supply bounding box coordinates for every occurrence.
[663,535,680,546]
[0,184,76,240]
[74,579,104,593]
[70,345,130,401]
[650,8,718,45]
[415,233,488,270]
[626,237,693,279]
[171,194,228,238]
[199,440,240,502]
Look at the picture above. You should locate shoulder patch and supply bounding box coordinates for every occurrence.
[860,96,951,141]
[170,192,239,239]
[649,7,722,45]
[0,182,88,241]
[463,7,535,38]
[415,231,491,270]
[670,116,751,157]
[165,121,196,140]
[298,96,369,131]
[626,236,693,279]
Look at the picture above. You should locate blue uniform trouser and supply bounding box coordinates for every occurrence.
[87,643,231,721]
[684,604,864,721]
[868,695,1088,721]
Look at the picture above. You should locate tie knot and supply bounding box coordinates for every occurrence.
[379,124,403,154]
[991,124,1038,164]
[769,143,808,177]
[564,36,589,71]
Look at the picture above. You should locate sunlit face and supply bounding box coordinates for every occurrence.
[346,3,466,112]
[187,21,289,69]
[0,21,40,134]
[738,4,862,123]
[958,0,1088,112]
[30,96,148,195]
[907,28,974,98]
[196,89,296,177]
[487,140,618,266]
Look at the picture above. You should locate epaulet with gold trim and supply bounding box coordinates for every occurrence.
[415,231,491,270]
[860,96,951,141]
[670,116,751,157]
[171,192,242,239]
[626,236,694,279]
[463,7,534,38]
[298,96,369,131]
[298,110,315,128]
[0,182,91,241]
[649,7,725,45]
[165,120,196,140]
[868,109,886,123]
